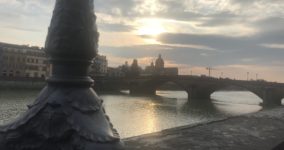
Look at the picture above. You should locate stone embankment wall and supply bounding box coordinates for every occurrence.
[124,107,284,150]
[0,79,45,89]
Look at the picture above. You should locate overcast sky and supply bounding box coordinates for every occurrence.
[0,0,284,82]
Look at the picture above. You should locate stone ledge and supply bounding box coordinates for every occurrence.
[124,107,284,150]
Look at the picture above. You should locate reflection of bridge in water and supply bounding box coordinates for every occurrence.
[94,75,284,107]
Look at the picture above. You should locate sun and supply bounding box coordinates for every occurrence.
[137,18,166,36]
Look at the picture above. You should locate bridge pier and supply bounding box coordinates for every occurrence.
[187,86,214,104]
[261,88,282,108]
[129,86,156,95]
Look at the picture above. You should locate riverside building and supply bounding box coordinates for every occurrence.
[143,54,179,76]
[0,42,51,79]
[89,54,108,77]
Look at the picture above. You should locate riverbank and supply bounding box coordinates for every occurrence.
[124,106,284,150]
[0,79,45,89]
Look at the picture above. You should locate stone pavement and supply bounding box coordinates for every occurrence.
[124,107,284,150]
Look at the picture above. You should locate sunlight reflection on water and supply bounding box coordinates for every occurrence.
[0,89,263,138]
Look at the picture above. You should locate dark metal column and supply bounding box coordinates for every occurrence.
[0,0,124,149]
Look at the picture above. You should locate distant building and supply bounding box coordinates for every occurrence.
[107,67,124,77]
[121,61,129,76]
[164,68,178,76]
[107,59,144,78]
[155,54,164,69]
[129,59,141,77]
[89,55,108,77]
[143,62,155,76]
[155,54,164,75]
[0,42,50,79]
[143,54,178,76]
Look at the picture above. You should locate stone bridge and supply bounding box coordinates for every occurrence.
[94,75,284,107]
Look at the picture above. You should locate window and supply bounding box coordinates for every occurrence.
[15,71,20,76]
[2,70,7,77]
[34,72,38,78]
[9,71,13,77]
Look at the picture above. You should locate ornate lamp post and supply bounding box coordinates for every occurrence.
[0,0,123,149]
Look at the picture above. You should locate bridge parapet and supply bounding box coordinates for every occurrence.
[93,76,284,107]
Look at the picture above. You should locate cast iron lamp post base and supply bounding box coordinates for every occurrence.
[0,85,123,149]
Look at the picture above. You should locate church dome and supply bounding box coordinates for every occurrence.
[155,54,164,69]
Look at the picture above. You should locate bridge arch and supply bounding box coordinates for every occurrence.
[210,85,263,105]
[213,84,263,98]
[188,82,282,107]
[129,78,189,97]
[127,76,283,107]
[152,80,187,92]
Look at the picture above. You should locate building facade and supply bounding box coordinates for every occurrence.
[143,62,155,76]
[0,42,51,79]
[107,67,125,77]
[89,54,108,77]
[164,68,178,76]
[154,54,165,75]
[143,54,179,76]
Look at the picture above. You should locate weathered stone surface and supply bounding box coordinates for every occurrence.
[124,107,284,150]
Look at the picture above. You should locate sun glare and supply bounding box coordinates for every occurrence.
[137,18,166,36]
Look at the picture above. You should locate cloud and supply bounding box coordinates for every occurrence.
[156,32,284,66]
[157,33,254,51]
[2,25,41,32]
[0,0,52,31]
[98,23,135,32]
[98,25,284,72]
[254,17,284,34]
[198,11,242,27]
[1,0,284,81]
[215,64,284,82]
[94,0,137,17]
[261,44,284,49]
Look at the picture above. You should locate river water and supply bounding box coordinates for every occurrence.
[0,89,264,138]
